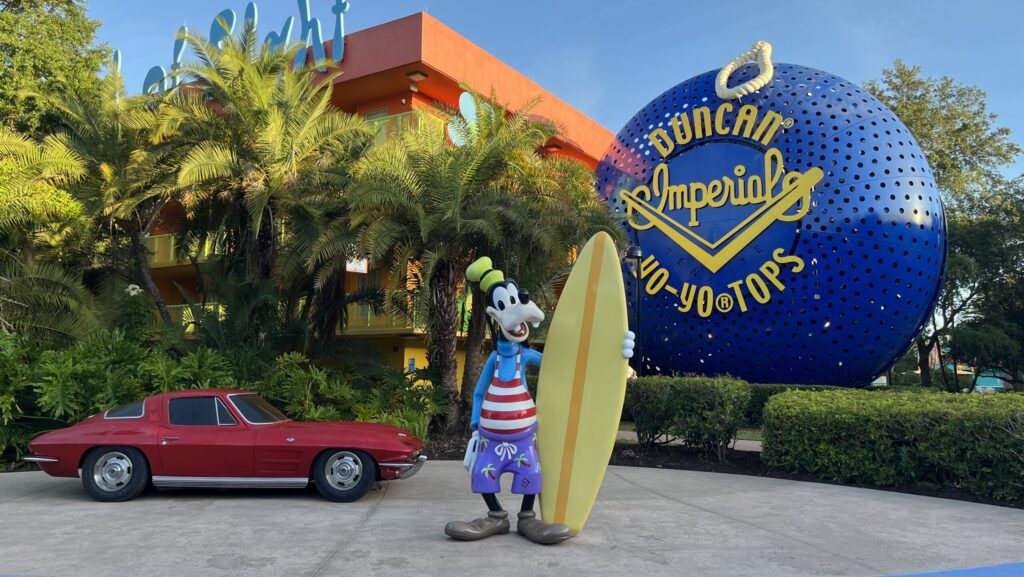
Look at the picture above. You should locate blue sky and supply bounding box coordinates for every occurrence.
[89,0,1024,175]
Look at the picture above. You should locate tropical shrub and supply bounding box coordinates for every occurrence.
[0,335,41,464]
[630,375,751,462]
[141,354,187,393]
[347,366,444,440]
[175,347,236,389]
[0,331,441,468]
[763,389,1024,501]
[255,352,357,422]
[114,285,154,341]
[34,330,152,422]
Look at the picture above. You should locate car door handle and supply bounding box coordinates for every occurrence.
[161,436,180,445]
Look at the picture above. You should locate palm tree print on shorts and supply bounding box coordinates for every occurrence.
[480,463,497,480]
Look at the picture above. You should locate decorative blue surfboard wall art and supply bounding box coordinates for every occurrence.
[597,42,947,386]
[140,0,351,93]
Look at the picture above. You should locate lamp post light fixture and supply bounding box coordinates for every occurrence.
[407,70,428,92]
[624,244,643,377]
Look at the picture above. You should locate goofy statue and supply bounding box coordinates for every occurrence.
[444,256,634,545]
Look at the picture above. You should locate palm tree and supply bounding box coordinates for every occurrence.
[0,127,87,264]
[275,175,382,355]
[344,111,507,430]
[35,65,182,325]
[159,20,372,288]
[0,251,98,342]
[0,127,97,342]
[344,92,623,430]
[455,117,626,399]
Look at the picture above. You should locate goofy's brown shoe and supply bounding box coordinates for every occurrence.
[444,511,510,541]
[516,511,571,545]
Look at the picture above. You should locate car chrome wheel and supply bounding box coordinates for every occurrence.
[92,451,133,493]
[324,451,363,491]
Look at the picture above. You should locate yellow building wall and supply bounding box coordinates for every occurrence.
[345,335,469,391]
[401,341,468,391]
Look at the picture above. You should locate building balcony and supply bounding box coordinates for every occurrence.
[367,111,443,145]
[145,234,217,268]
[343,302,417,334]
[340,294,470,336]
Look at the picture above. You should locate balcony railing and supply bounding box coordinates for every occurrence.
[145,234,217,267]
[367,111,443,145]
[341,294,470,335]
[344,302,415,333]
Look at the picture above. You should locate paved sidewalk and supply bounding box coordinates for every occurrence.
[1,463,1022,577]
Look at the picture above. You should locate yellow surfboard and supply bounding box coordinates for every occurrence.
[536,231,629,536]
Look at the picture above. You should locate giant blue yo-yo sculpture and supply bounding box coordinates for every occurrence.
[597,42,946,386]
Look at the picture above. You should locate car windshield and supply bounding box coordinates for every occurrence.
[229,394,289,424]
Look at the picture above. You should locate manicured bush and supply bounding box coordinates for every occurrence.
[763,389,1024,501]
[743,383,837,426]
[630,375,751,462]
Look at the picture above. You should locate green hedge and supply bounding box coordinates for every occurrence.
[628,375,751,462]
[744,383,837,426]
[763,389,1024,501]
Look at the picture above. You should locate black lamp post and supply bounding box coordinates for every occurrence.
[625,244,643,376]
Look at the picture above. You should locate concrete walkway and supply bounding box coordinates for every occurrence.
[1,463,1022,577]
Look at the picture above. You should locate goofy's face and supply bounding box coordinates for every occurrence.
[486,280,545,343]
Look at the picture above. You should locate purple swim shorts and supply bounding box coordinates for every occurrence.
[470,424,542,495]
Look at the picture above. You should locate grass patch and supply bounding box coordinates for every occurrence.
[736,428,763,442]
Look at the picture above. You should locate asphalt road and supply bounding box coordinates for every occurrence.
[1,462,1022,577]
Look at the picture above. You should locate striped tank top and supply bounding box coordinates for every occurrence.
[478,349,537,436]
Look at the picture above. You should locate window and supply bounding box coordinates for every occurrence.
[216,398,237,425]
[364,109,387,121]
[229,394,288,424]
[169,397,218,426]
[168,397,240,426]
[105,400,145,419]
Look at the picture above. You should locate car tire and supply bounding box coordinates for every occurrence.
[81,446,149,502]
[313,449,376,502]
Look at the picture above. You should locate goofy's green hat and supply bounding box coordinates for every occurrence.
[466,257,505,294]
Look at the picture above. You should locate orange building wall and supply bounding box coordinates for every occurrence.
[354,92,416,116]
[416,13,612,164]
[322,13,613,167]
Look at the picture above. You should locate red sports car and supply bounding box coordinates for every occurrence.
[24,389,426,502]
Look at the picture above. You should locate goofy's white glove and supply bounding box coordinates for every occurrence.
[623,330,636,359]
[462,430,481,472]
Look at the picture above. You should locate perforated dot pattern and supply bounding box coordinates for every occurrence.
[597,63,946,386]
